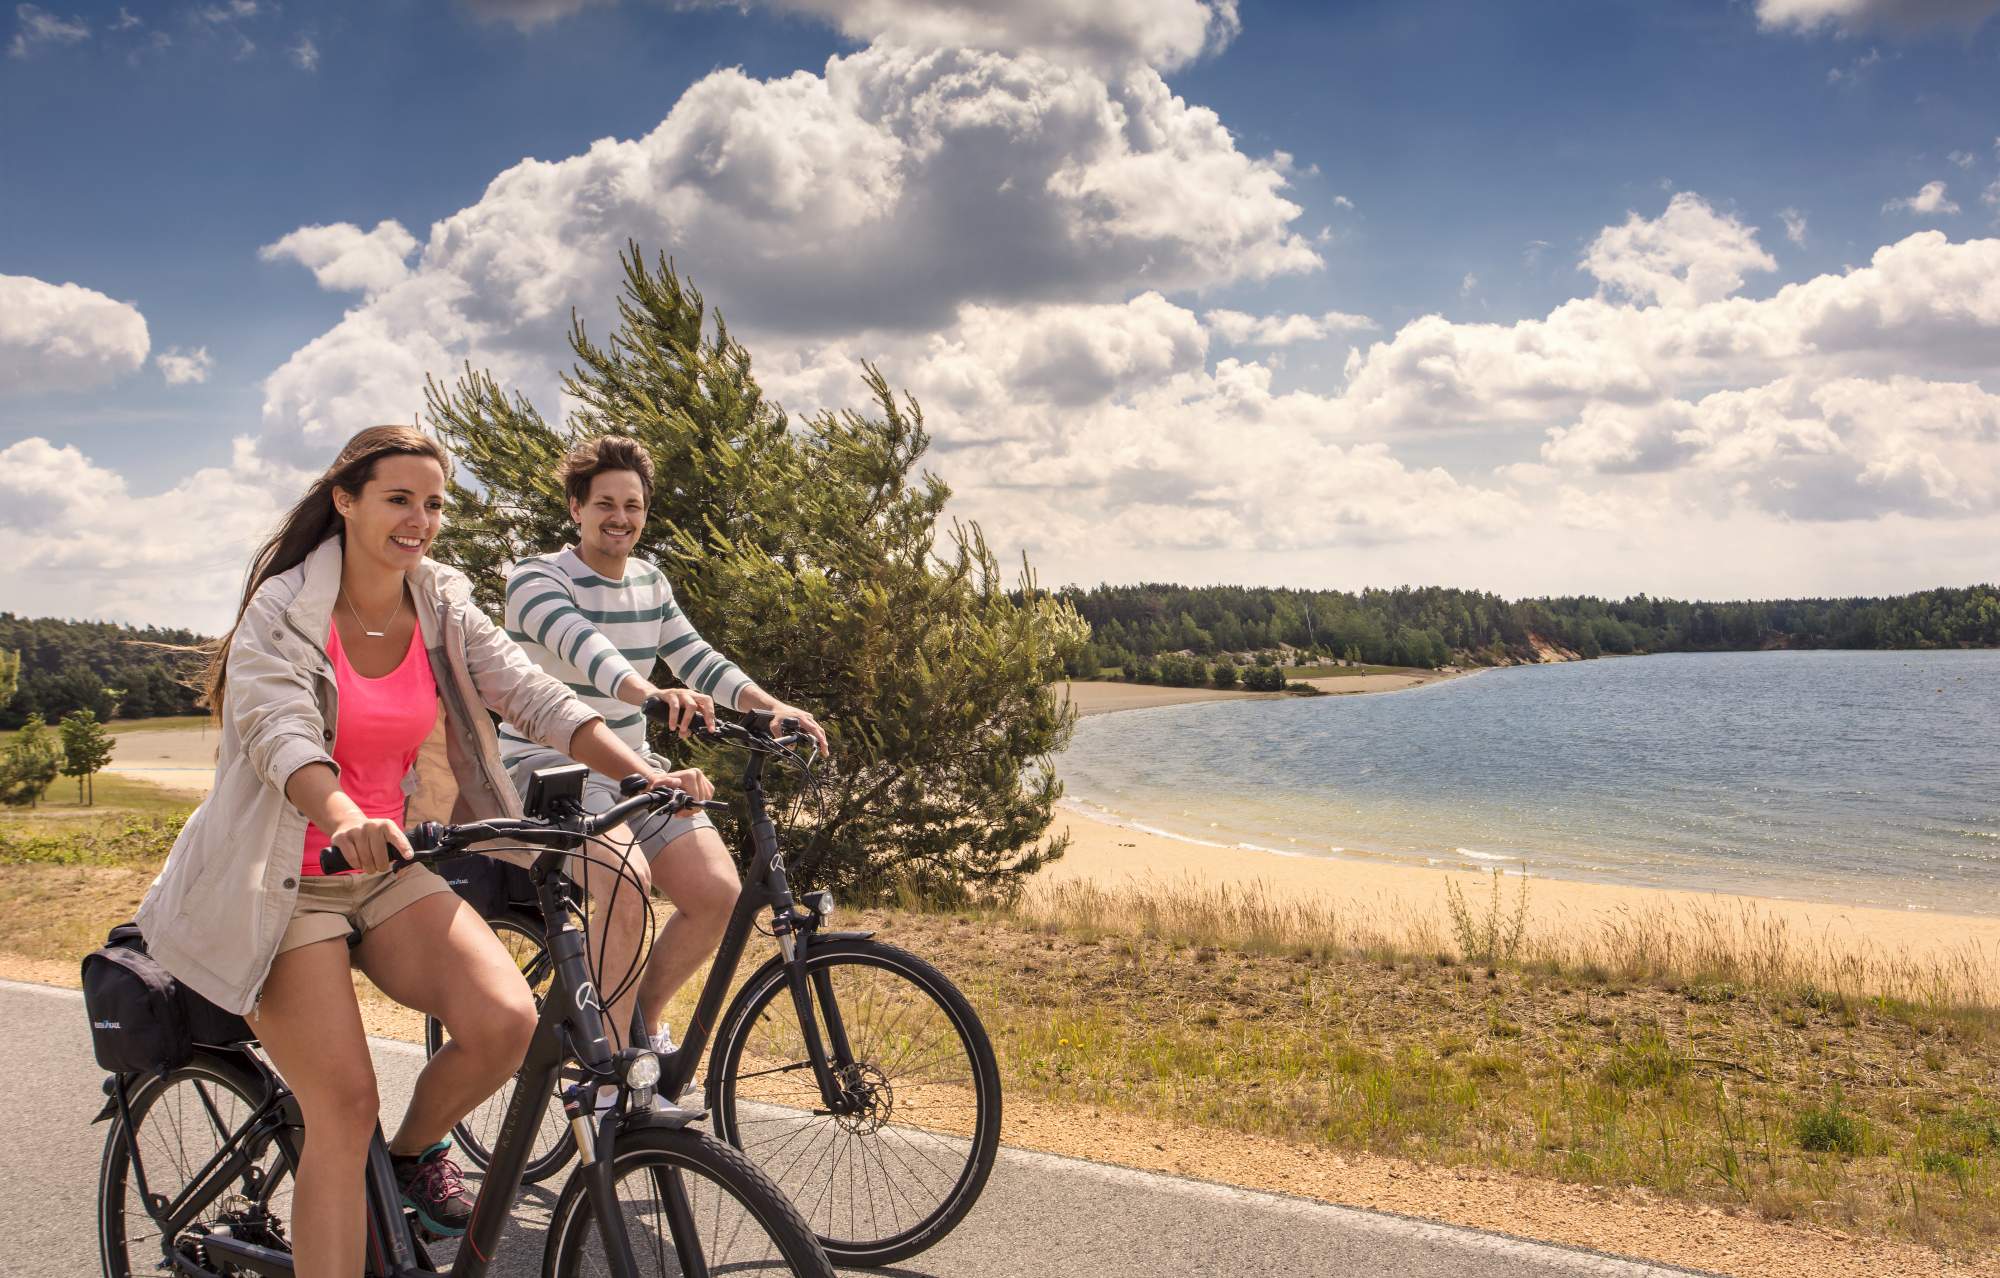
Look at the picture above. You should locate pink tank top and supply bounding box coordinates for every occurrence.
[301,622,440,876]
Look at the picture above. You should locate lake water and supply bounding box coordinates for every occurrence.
[1058,650,2000,916]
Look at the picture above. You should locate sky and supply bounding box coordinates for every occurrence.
[4,0,2000,631]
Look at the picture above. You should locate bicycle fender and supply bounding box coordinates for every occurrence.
[619,1104,708,1134]
[809,929,876,943]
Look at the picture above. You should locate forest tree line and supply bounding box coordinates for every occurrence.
[0,613,206,729]
[8,580,1999,727]
[1050,583,2000,675]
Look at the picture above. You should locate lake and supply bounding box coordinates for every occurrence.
[1058,650,2000,915]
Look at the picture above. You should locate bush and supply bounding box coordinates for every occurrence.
[1158,655,1206,688]
[1242,665,1285,691]
[0,714,62,807]
[1210,663,1238,689]
[1128,661,1159,685]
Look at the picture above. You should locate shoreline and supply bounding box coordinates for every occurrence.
[1038,804,2000,993]
[1057,667,1468,717]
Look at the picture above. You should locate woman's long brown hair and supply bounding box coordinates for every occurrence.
[197,425,451,714]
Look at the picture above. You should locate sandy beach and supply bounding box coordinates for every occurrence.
[1038,809,2000,986]
[1057,669,1458,717]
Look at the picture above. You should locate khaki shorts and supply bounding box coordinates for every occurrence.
[276,865,457,955]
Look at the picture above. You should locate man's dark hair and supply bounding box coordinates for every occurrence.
[560,434,655,507]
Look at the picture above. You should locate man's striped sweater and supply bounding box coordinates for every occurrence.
[497,546,750,765]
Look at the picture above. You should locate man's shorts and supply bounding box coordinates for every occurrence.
[506,748,714,862]
[277,865,457,955]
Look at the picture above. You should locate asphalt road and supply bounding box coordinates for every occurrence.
[3,979,1712,1278]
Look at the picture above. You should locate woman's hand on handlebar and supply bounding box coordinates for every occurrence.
[327,814,412,875]
[637,762,713,805]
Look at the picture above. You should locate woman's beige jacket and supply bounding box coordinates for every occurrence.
[135,536,601,1015]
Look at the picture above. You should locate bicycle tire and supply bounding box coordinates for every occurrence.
[424,909,577,1183]
[543,1123,835,1278]
[708,939,1001,1266]
[98,1050,294,1278]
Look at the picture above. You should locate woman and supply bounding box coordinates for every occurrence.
[135,425,710,1276]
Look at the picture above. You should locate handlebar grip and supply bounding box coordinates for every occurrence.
[317,821,444,875]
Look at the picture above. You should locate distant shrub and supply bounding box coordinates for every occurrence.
[1242,666,1285,691]
[1210,663,1239,689]
[1158,656,1205,688]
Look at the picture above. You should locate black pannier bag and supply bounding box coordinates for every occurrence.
[81,923,253,1074]
[440,853,540,922]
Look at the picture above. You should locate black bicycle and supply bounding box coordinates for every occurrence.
[93,774,836,1278]
[426,709,1002,1268]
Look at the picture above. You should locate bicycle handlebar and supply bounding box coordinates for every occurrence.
[314,785,728,876]
[644,700,808,753]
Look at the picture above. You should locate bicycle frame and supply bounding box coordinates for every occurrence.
[116,845,688,1278]
[647,738,873,1117]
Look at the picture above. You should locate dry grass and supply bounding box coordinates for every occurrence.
[932,874,1999,1255]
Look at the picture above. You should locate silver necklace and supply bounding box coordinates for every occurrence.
[340,588,401,639]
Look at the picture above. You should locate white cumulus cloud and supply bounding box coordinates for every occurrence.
[1205,308,1373,346]
[1757,0,2000,33]
[259,219,418,295]
[0,437,302,629]
[0,274,149,394]
[255,44,1318,464]
[737,0,1240,70]
[1885,180,1961,216]
[1582,192,1776,308]
[155,346,214,385]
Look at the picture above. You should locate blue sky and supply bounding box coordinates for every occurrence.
[4,0,2000,626]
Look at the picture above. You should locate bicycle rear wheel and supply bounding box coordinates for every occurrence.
[544,1124,835,1278]
[709,939,1001,1266]
[98,1051,295,1277]
[425,910,577,1183]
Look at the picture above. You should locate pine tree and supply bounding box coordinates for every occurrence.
[58,709,116,805]
[0,649,17,708]
[427,246,1086,899]
[0,714,62,808]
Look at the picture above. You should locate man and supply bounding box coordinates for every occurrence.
[496,434,828,1064]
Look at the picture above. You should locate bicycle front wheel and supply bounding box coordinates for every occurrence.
[710,939,1001,1266]
[425,909,576,1183]
[98,1051,295,1278]
[543,1124,835,1278]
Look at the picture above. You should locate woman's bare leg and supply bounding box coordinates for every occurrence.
[352,891,537,1154]
[245,939,378,1278]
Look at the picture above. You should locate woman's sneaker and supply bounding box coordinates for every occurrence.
[393,1140,475,1238]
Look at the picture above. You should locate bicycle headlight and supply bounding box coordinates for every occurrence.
[803,890,835,918]
[624,1049,661,1090]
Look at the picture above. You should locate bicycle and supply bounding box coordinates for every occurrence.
[426,708,1002,1268]
[93,772,836,1278]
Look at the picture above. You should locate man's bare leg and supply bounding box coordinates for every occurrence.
[634,825,740,1041]
[579,832,654,1050]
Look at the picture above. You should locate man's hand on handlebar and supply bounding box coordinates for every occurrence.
[326,814,412,875]
[758,700,829,758]
[640,687,716,739]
